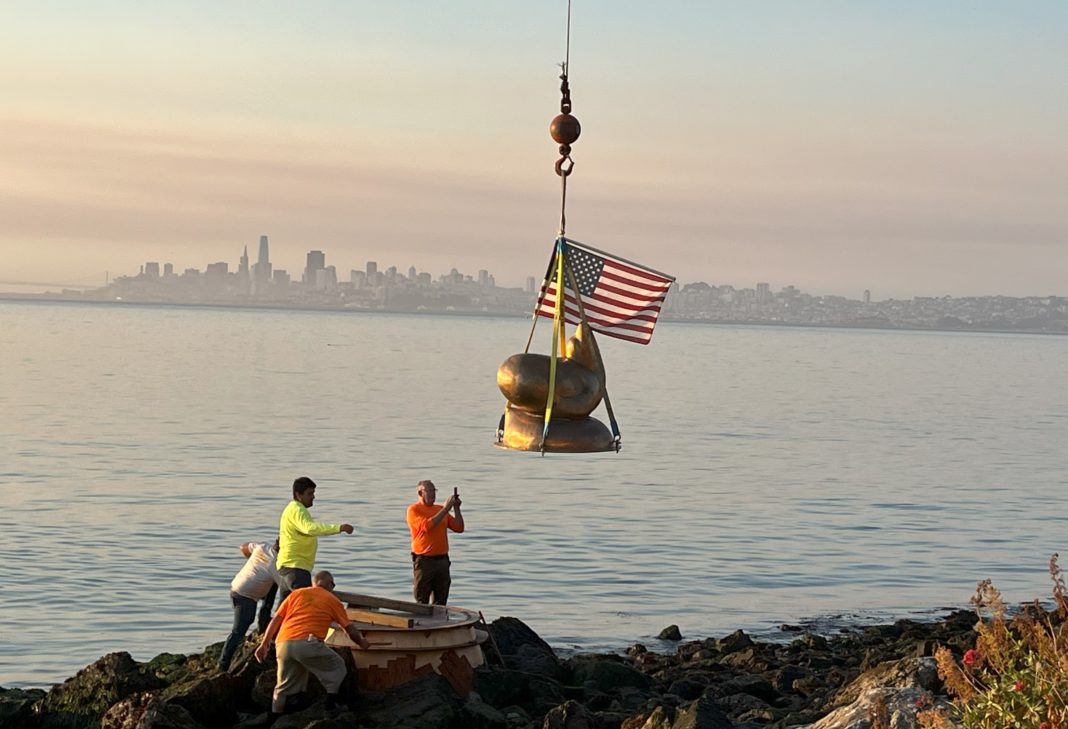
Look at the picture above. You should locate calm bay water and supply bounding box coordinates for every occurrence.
[2,299,1066,688]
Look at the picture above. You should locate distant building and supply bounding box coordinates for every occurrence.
[316,266,337,290]
[205,262,228,289]
[756,282,771,302]
[144,262,160,279]
[273,270,290,286]
[351,269,366,288]
[304,250,325,285]
[863,289,871,304]
[478,269,490,287]
[163,263,174,276]
[238,246,249,277]
[366,261,377,277]
[408,266,417,281]
[526,276,537,294]
[253,235,272,284]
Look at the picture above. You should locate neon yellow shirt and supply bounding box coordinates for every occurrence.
[276,500,340,571]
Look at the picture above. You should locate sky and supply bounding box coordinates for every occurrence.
[1,1,1066,299]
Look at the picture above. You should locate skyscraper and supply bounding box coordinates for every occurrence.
[304,250,325,285]
[239,246,249,277]
[253,235,272,284]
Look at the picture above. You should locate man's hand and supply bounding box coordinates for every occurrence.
[347,625,370,650]
[339,524,354,534]
[254,642,269,663]
[441,495,456,510]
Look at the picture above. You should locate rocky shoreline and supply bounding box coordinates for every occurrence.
[0,608,986,729]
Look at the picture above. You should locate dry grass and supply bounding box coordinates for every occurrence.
[918,554,1068,729]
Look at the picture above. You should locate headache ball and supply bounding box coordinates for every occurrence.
[549,113,581,145]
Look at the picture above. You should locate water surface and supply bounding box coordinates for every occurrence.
[1,300,1066,687]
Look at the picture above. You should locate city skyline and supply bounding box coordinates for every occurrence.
[5,229,1068,303]
[2,3,1066,299]
[9,234,1068,317]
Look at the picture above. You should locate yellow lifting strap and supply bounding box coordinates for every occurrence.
[541,239,567,450]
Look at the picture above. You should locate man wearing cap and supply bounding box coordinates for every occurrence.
[219,539,282,672]
[406,479,465,605]
[255,570,369,719]
[277,476,354,604]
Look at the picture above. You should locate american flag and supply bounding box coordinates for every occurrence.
[537,239,675,345]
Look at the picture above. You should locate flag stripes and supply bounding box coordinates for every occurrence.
[536,241,674,345]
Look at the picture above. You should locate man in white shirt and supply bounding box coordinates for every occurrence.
[219,539,282,672]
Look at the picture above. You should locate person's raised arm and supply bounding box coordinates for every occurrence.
[428,494,456,528]
[451,498,464,532]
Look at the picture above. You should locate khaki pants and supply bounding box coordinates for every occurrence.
[274,638,347,703]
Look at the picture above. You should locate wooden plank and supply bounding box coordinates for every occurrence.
[347,608,414,629]
[334,591,435,615]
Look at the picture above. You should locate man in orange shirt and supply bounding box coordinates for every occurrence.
[254,570,369,719]
[406,479,465,605]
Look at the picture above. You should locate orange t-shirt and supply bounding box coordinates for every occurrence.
[275,586,350,643]
[407,502,463,556]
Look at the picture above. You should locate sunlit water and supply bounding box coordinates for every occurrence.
[2,300,1066,688]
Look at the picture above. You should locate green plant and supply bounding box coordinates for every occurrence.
[919,554,1068,729]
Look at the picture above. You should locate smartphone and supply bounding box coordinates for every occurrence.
[453,487,459,497]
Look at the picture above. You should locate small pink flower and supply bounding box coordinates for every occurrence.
[1013,680,1025,691]
[962,649,979,665]
[1039,723,1049,729]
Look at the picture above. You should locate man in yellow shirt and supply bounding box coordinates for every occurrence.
[255,570,369,719]
[406,479,465,605]
[276,477,353,604]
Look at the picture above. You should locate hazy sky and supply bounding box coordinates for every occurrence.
[2,1,1065,298]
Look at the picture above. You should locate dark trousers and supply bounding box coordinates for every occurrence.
[412,553,451,605]
[220,591,256,671]
[278,566,312,606]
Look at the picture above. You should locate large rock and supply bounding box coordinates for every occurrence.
[474,667,567,718]
[803,657,945,729]
[715,631,754,655]
[159,674,243,728]
[623,705,675,729]
[488,617,562,677]
[827,657,940,710]
[358,672,462,729]
[39,653,167,729]
[804,686,928,729]
[671,693,734,729]
[460,692,510,729]
[569,656,653,695]
[1,686,46,729]
[542,700,597,729]
[718,675,779,705]
[100,693,205,729]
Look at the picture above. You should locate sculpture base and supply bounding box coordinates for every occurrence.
[496,408,616,453]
